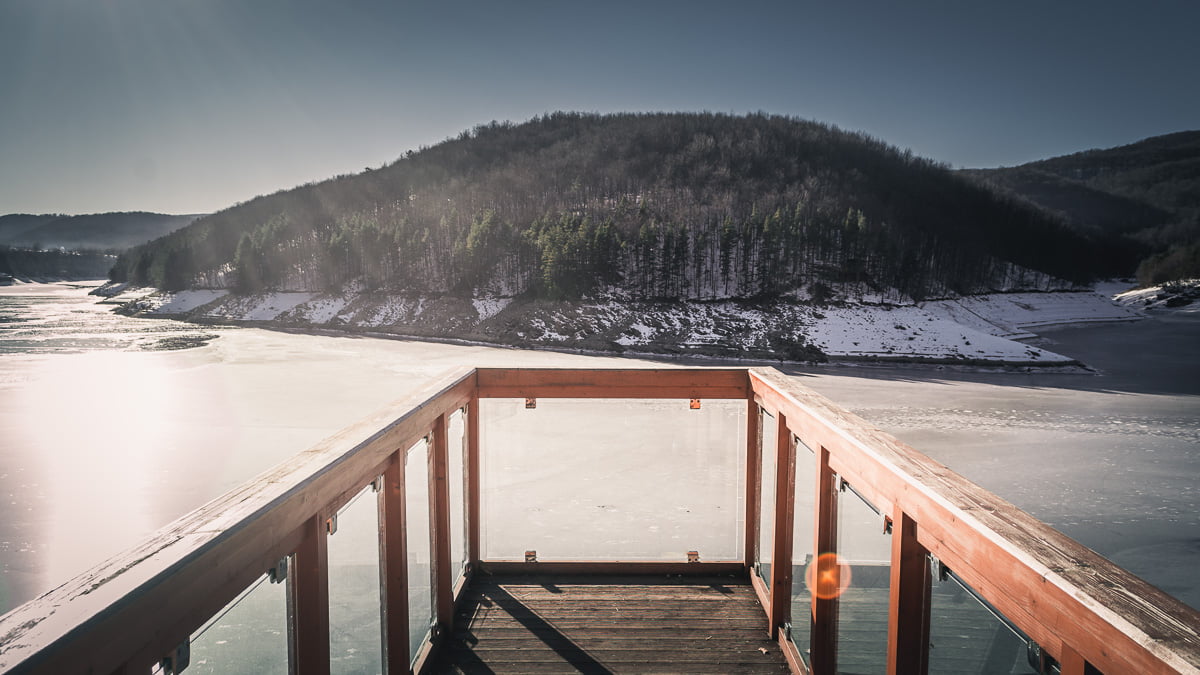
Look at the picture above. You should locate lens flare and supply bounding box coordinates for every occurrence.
[805,552,852,600]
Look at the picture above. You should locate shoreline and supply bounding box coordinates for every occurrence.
[2,280,1143,372]
[143,310,1096,373]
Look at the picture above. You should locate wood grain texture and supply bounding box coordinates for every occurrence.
[292,516,331,675]
[0,367,475,675]
[379,452,411,674]
[2,365,1194,675]
[810,444,839,675]
[430,413,455,639]
[475,367,749,399]
[749,366,1200,674]
[428,573,789,674]
[768,413,796,636]
[886,508,930,675]
[745,398,762,570]
[478,562,745,576]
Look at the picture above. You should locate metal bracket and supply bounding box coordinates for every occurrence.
[160,639,190,674]
[929,554,950,582]
[269,556,289,584]
[689,398,701,410]
[371,476,383,493]
[687,550,700,563]
[525,550,538,563]
[1026,640,1063,674]
[326,514,338,536]
[883,515,893,535]
[524,397,537,409]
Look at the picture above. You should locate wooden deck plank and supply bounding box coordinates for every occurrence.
[429,573,790,674]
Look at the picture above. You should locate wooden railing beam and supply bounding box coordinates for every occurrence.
[378,451,410,674]
[475,367,749,399]
[886,508,930,675]
[768,413,796,636]
[744,398,761,570]
[430,414,454,639]
[810,445,838,675]
[290,515,330,675]
[3,367,1198,675]
[748,366,1200,674]
[466,396,481,567]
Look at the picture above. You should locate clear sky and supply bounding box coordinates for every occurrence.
[1,0,1197,215]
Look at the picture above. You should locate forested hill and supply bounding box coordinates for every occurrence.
[112,112,1108,301]
[965,130,1200,284]
[0,212,201,251]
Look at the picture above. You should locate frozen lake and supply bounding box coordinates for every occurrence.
[0,283,1197,617]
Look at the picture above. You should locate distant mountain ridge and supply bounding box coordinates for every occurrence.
[0,212,202,251]
[964,130,1200,283]
[112,112,1105,300]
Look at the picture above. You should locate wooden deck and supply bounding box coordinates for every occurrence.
[430,573,791,674]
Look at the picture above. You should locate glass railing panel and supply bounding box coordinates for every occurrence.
[327,483,383,674]
[835,479,892,675]
[405,438,434,661]
[448,408,468,583]
[755,407,777,588]
[928,559,1040,675]
[479,398,746,561]
[187,572,288,673]
[786,436,817,665]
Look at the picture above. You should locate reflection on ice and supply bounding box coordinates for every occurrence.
[1,283,1198,619]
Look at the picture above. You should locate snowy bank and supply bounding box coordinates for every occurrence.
[1114,280,1200,314]
[923,291,1142,339]
[112,285,1150,365]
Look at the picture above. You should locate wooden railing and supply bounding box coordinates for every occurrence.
[0,367,1196,674]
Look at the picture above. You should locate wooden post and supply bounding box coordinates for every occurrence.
[811,445,838,674]
[744,399,761,570]
[1059,645,1089,675]
[886,508,930,675]
[430,414,454,636]
[768,414,796,636]
[378,451,410,674]
[290,515,330,675]
[466,396,481,567]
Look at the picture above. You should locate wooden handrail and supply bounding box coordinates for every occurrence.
[0,365,1195,675]
[748,366,1200,674]
[0,367,475,675]
[474,367,749,399]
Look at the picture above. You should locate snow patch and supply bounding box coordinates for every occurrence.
[281,295,353,324]
[924,291,1139,338]
[473,297,511,321]
[1115,279,1200,313]
[203,293,317,321]
[616,322,655,346]
[143,290,228,315]
[806,305,1069,362]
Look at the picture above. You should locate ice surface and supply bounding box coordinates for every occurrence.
[3,284,1197,620]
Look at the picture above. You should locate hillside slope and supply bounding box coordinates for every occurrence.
[113,112,1104,300]
[0,212,201,251]
[111,283,1140,366]
[965,130,1200,283]
[0,215,58,243]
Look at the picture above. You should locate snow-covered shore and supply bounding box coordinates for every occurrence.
[1113,279,1200,313]
[106,282,1147,366]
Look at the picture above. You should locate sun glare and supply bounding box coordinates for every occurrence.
[19,351,181,585]
[805,551,852,600]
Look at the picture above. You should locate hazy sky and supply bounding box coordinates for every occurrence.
[1,0,1197,215]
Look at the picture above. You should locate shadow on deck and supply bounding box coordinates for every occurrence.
[430,573,790,674]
